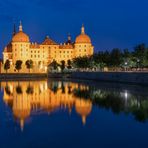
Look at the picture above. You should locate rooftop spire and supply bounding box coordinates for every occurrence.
[13,24,16,36]
[19,21,23,32]
[68,33,71,41]
[81,24,85,34]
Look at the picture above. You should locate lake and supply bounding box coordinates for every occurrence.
[0,79,148,148]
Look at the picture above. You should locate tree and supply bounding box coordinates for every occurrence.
[73,56,91,69]
[4,59,10,73]
[49,60,59,70]
[60,60,65,72]
[67,60,72,69]
[25,60,33,72]
[15,60,23,72]
[110,48,122,68]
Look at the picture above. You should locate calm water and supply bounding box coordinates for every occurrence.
[0,79,148,148]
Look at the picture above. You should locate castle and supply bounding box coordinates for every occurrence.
[2,22,94,73]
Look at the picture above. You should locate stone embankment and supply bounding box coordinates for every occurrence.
[48,72,148,85]
[0,73,47,81]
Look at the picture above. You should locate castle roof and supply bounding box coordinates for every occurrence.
[42,36,57,45]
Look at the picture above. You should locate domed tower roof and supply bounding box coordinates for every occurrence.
[13,109,30,131]
[75,25,91,44]
[75,99,92,125]
[12,21,30,42]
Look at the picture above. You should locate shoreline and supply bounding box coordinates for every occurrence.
[0,72,148,86]
[0,73,47,81]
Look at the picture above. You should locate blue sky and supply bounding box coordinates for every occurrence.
[0,0,148,57]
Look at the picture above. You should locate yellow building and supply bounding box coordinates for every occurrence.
[2,22,94,73]
[1,81,92,130]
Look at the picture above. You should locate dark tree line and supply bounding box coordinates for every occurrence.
[72,43,148,70]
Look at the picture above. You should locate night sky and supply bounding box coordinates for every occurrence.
[0,0,148,57]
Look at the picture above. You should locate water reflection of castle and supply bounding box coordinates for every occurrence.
[1,81,92,130]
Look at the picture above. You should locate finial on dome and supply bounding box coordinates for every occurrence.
[46,35,49,39]
[81,24,85,34]
[19,21,23,32]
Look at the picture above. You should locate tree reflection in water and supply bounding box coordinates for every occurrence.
[1,80,148,131]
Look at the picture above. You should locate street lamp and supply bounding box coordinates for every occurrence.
[125,62,128,71]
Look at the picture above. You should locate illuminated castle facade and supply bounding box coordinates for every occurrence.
[2,22,94,73]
